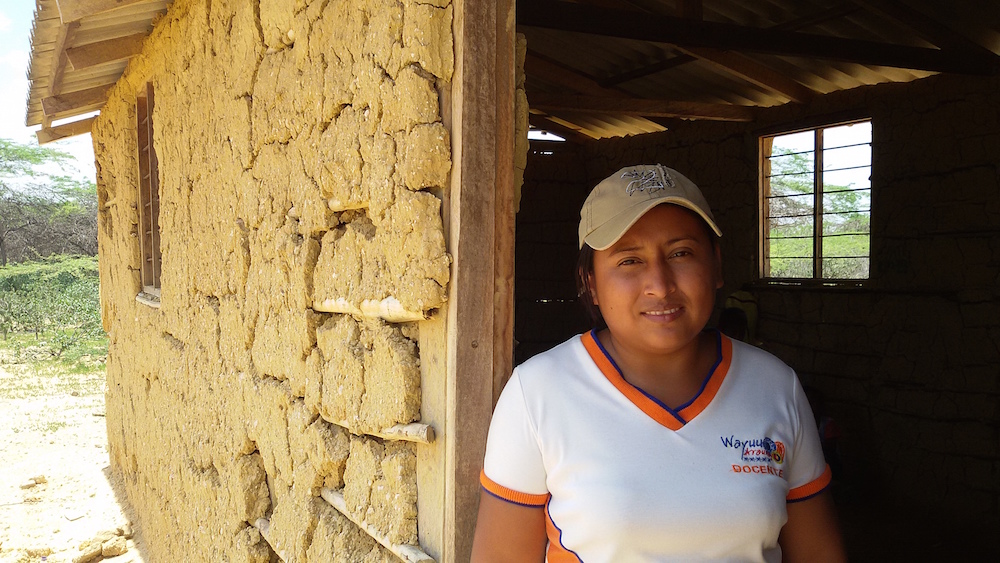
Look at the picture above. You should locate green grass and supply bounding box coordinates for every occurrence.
[0,332,106,399]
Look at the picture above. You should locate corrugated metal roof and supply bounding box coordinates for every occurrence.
[518,0,1000,140]
[23,0,1000,142]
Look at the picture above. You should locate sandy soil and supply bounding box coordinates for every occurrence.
[0,361,144,563]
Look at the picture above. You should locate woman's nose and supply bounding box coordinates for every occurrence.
[644,258,675,296]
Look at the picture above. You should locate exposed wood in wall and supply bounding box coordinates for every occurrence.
[517,0,1000,75]
[55,0,148,23]
[41,84,112,118]
[65,32,146,69]
[320,489,436,563]
[251,519,282,561]
[529,93,756,121]
[36,116,96,144]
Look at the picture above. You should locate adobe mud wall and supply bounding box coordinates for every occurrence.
[93,0,458,560]
[577,73,1000,525]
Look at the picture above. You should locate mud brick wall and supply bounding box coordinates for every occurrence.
[93,0,455,559]
[575,73,1000,525]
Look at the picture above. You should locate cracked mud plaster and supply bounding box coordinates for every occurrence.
[307,314,421,434]
[343,437,419,546]
[93,0,452,558]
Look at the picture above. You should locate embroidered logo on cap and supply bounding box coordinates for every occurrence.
[622,167,675,196]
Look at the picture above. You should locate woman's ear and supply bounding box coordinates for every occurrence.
[588,272,599,305]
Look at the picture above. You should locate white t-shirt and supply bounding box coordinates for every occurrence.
[481,330,831,562]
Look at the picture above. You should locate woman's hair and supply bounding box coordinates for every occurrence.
[576,245,607,330]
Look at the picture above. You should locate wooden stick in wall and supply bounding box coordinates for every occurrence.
[320,488,436,563]
[321,419,436,444]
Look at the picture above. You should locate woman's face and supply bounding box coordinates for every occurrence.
[590,204,723,360]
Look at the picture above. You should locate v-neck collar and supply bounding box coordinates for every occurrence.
[581,329,733,431]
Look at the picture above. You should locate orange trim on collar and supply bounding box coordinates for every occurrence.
[580,331,732,431]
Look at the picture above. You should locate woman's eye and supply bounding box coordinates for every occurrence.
[618,258,639,266]
[671,250,692,258]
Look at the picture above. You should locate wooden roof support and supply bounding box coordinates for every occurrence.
[599,3,861,88]
[677,47,817,103]
[42,21,80,129]
[524,52,666,131]
[41,84,112,118]
[517,0,1000,75]
[66,33,146,69]
[56,0,148,24]
[529,93,756,121]
[525,51,621,97]
[528,112,595,143]
[851,0,1000,61]
[36,116,96,144]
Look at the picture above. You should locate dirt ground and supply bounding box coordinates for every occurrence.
[0,359,144,563]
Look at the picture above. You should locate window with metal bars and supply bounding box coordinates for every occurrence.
[760,120,872,281]
[136,82,161,297]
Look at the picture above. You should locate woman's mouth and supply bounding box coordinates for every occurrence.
[643,307,681,317]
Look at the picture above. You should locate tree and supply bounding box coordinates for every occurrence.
[766,148,871,279]
[0,138,97,266]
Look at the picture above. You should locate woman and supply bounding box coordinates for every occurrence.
[472,165,846,562]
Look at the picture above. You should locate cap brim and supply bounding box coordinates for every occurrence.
[582,198,722,250]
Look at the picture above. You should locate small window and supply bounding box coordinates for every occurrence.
[760,120,872,281]
[136,81,161,300]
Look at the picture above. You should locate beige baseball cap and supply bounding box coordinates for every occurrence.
[578,164,722,250]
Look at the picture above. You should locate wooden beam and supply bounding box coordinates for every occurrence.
[56,0,149,24]
[599,3,861,87]
[678,47,817,102]
[36,116,97,144]
[433,0,515,561]
[528,113,595,143]
[66,33,146,69]
[677,0,703,20]
[494,0,516,406]
[529,93,756,121]
[516,0,1000,75]
[41,84,112,117]
[851,0,1000,61]
[43,22,80,129]
[525,51,622,97]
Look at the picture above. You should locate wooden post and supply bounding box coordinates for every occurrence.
[434,0,517,561]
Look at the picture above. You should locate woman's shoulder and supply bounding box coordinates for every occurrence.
[518,333,588,370]
[727,336,799,384]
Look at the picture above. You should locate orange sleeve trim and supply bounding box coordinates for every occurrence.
[581,332,685,431]
[480,469,549,507]
[787,465,832,502]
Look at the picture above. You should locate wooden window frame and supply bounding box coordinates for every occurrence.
[758,118,872,285]
[136,81,161,305]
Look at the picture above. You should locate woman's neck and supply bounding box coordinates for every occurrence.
[599,329,718,410]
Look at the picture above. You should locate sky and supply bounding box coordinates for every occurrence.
[0,0,96,182]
